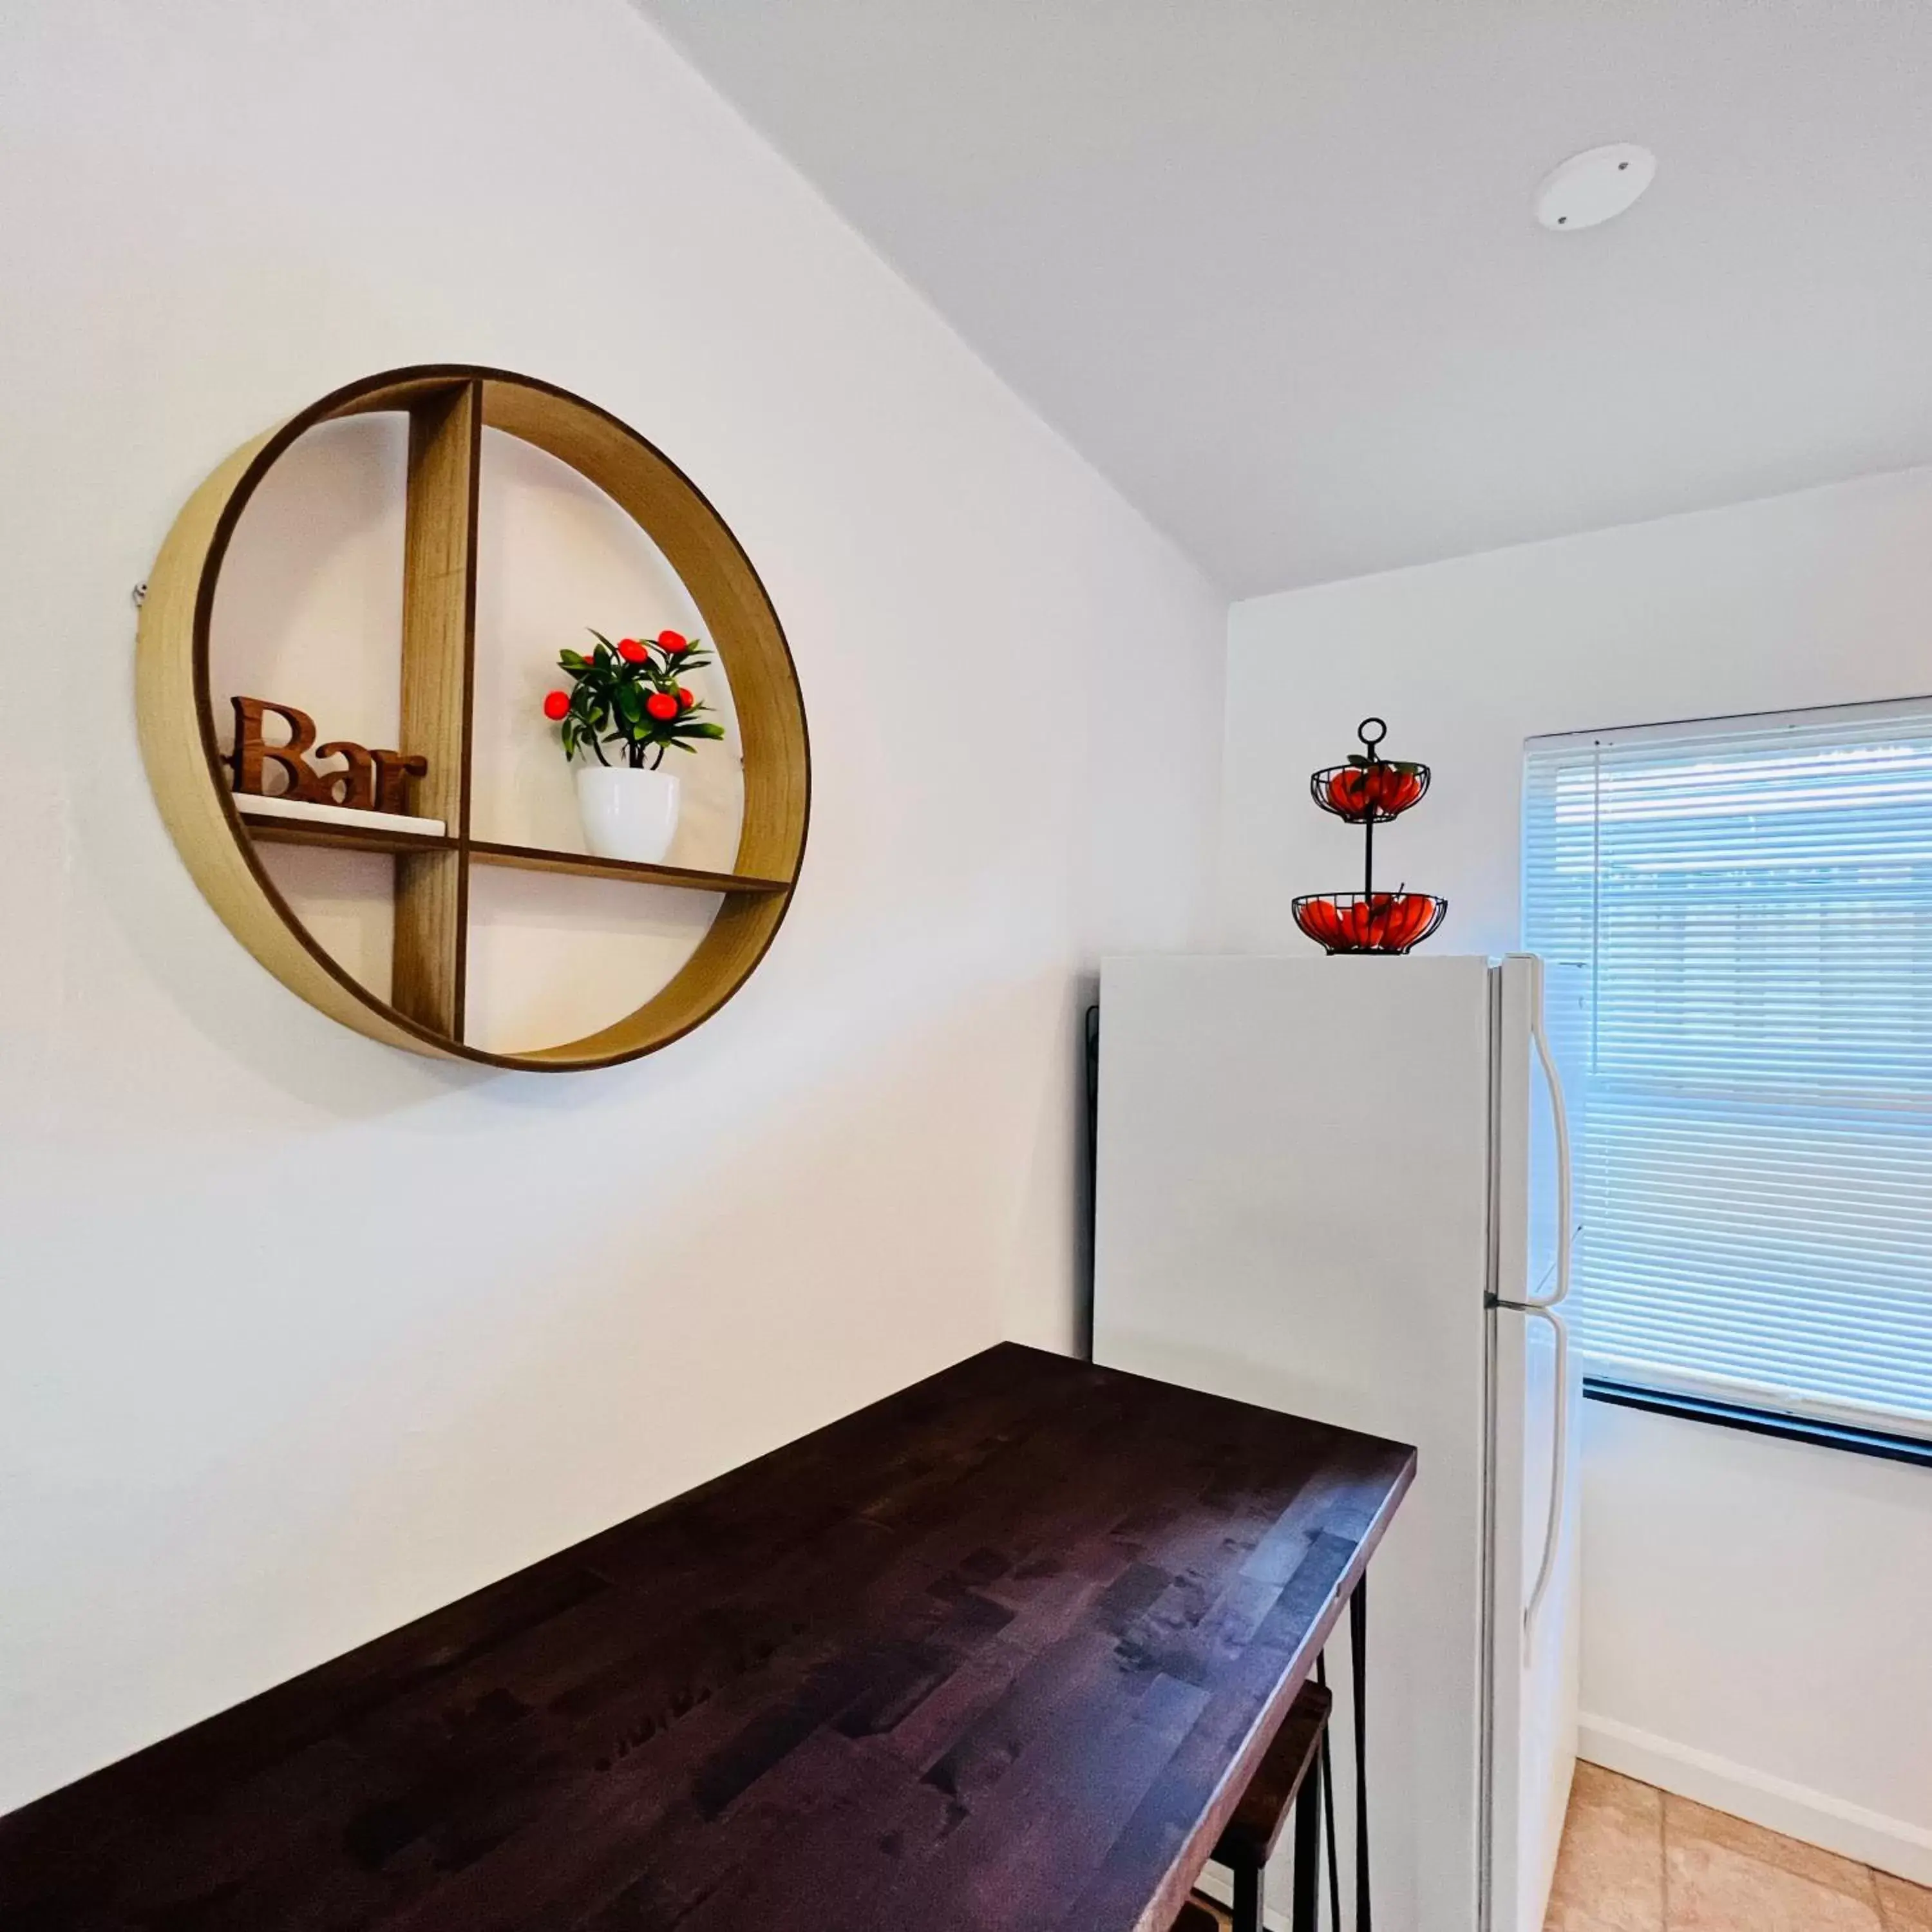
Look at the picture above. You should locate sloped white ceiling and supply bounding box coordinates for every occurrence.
[639,1,1932,596]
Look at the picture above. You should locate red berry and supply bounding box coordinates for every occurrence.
[542,690,571,720]
[676,687,694,709]
[1328,769,1368,815]
[1368,766,1421,814]
[618,639,649,663]
[658,630,688,653]
[645,692,678,721]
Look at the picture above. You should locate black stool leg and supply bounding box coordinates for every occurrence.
[1350,1578,1370,1932]
[1292,1751,1321,1932]
[1316,1653,1341,1932]
[1231,1857,1263,1932]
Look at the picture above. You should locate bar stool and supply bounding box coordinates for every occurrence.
[1210,1674,1332,1932]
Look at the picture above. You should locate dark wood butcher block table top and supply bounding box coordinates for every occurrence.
[0,1343,1414,1932]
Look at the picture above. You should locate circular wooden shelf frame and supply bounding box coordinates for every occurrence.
[137,365,810,1070]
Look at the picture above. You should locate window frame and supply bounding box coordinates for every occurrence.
[1524,695,1932,1449]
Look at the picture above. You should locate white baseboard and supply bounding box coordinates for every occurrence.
[1579,1711,1932,1888]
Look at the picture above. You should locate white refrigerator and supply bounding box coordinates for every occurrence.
[1092,953,1584,1932]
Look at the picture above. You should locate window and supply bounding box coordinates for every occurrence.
[1523,701,1932,1439]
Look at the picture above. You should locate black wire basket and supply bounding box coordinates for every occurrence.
[1294,718,1447,954]
[1308,758,1431,824]
[1292,889,1448,955]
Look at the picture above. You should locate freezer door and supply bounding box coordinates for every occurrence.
[1526,960,1589,1301]
[1495,957,1587,1309]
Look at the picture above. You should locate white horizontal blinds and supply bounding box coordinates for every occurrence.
[1523,705,1932,1436]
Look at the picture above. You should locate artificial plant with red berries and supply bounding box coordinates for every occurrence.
[542,629,726,770]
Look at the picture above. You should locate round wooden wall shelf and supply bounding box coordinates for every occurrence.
[136,365,810,1070]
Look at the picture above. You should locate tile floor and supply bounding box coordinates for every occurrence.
[1547,1763,1932,1932]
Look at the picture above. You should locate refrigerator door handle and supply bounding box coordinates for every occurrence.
[1519,1300,1570,1640]
[1524,994,1573,1312]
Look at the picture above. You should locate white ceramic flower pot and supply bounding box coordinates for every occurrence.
[574,764,681,865]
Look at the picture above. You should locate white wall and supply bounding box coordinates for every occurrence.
[0,0,1224,1812]
[1218,466,1932,1881]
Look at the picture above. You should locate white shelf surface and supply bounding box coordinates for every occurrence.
[233,791,448,839]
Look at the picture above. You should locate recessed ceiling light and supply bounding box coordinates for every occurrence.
[1535,144,1656,232]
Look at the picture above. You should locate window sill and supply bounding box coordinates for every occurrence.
[1582,1376,1932,1470]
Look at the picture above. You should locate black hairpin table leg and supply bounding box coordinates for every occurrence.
[1350,1577,1370,1932]
[1291,1746,1322,1932]
[1316,1653,1341,1931]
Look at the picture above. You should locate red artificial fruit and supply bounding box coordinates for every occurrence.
[1327,768,1372,815]
[645,692,679,721]
[542,690,571,720]
[1325,763,1424,819]
[1294,901,1338,946]
[1296,891,1439,953]
[658,630,688,653]
[676,687,694,709]
[1370,766,1424,814]
[617,638,649,663]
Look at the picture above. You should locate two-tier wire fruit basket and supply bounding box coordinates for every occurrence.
[1291,717,1447,954]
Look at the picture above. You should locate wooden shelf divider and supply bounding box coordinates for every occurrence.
[465,840,790,894]
[242,813,790,895]
[390,380,481,1042]
[244,818,457,859]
